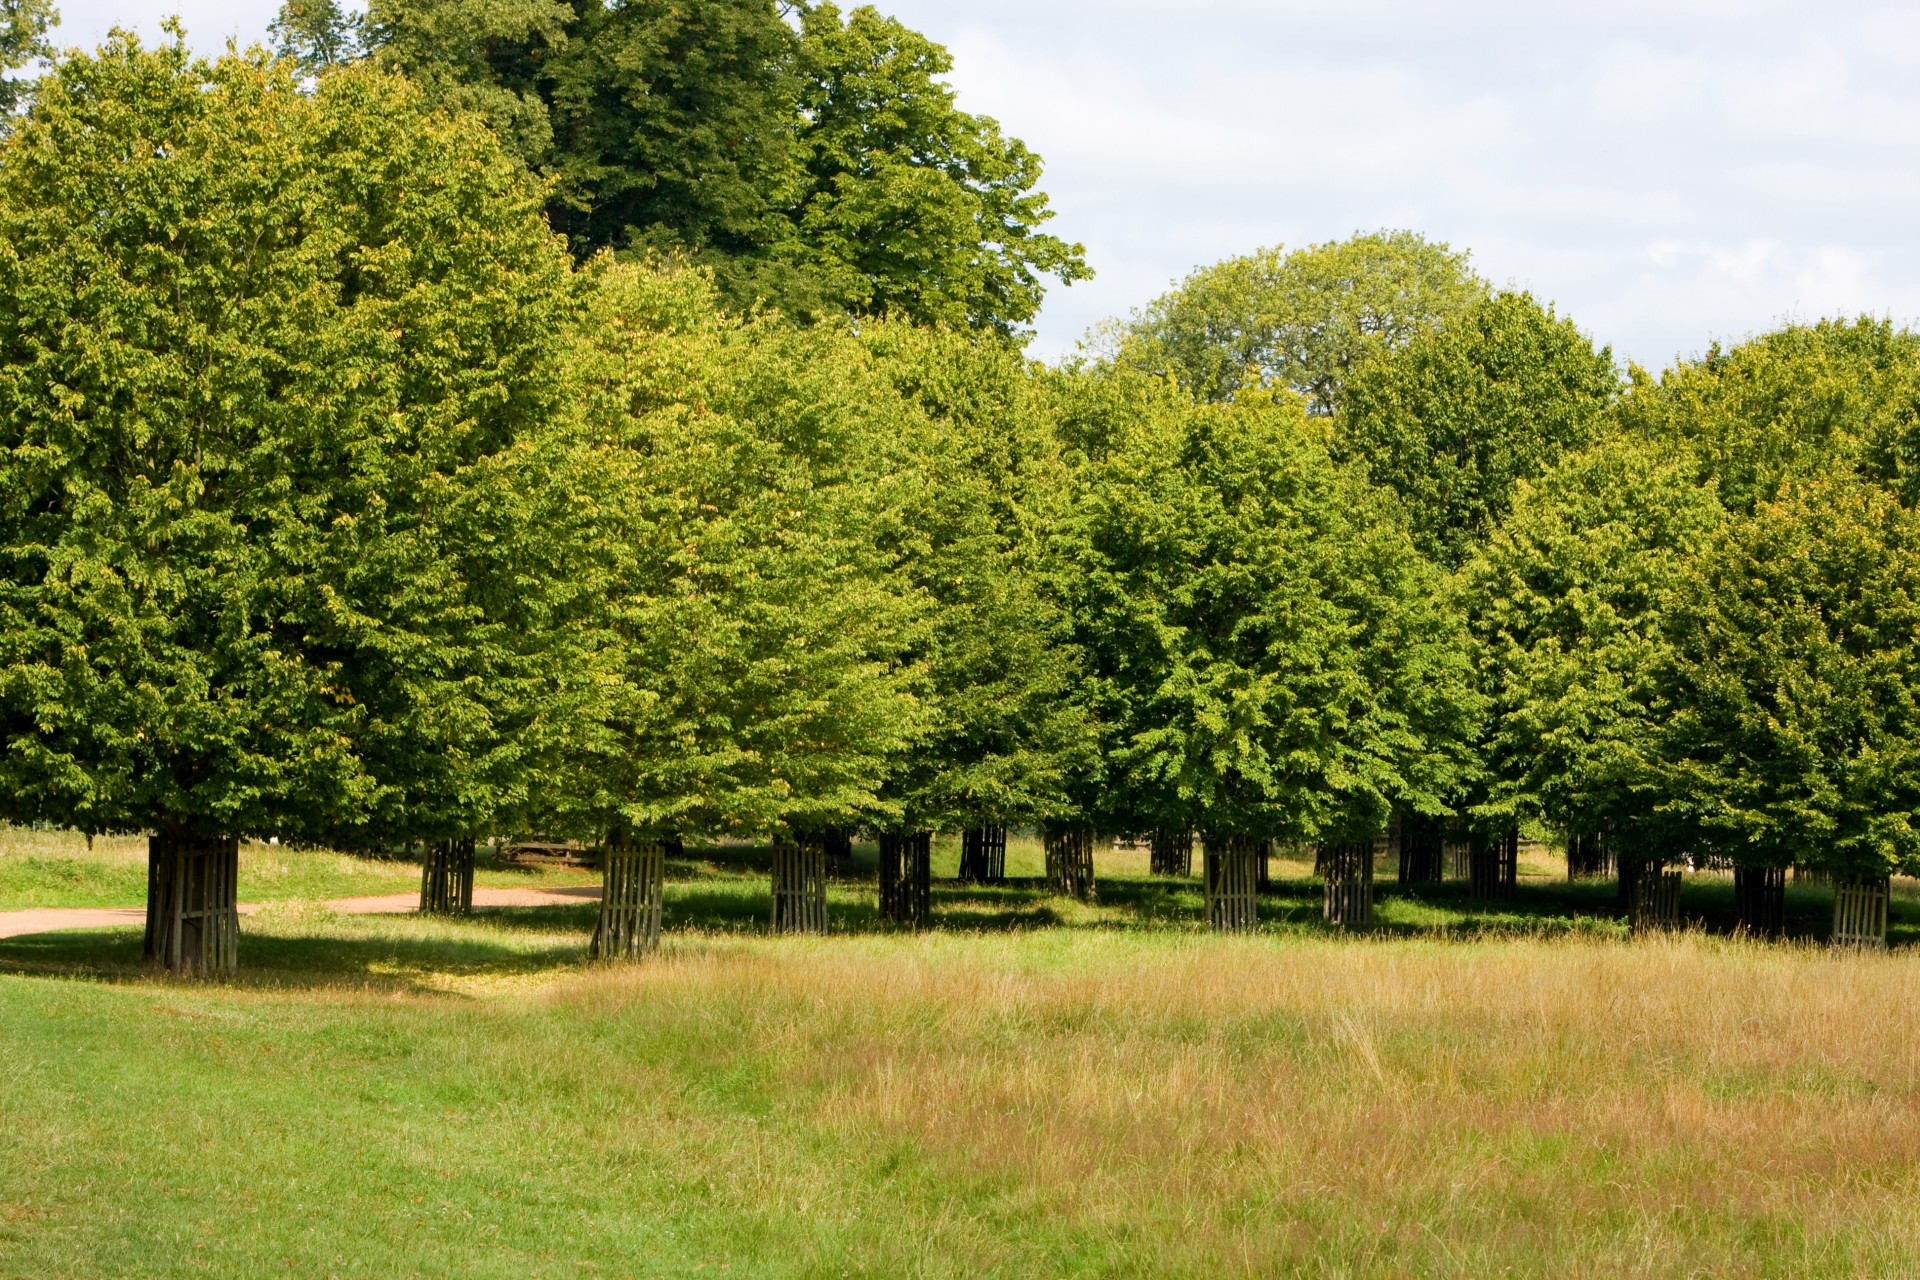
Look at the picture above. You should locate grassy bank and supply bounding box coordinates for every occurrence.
[5,921,1920,1277]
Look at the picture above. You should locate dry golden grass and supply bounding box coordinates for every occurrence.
[550,930,1920,1275]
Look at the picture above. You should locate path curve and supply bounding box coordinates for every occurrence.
[0,884,603,941]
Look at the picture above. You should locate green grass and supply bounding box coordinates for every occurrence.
[8,841,1920,1276]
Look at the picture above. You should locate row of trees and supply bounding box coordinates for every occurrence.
[2,13,1916,970]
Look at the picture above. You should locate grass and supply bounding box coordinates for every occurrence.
[6,837,1920,1276]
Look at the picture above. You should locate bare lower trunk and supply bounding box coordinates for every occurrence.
[1320,839,1374,927]
[1043,826,1096,902]
[957,826,1007,884]
[419,837,476,916]
[1204,836,1261,932]
[772,836,828,934]
[878,831,932,927]
[1733,864,1785,938]
[593,836,666,960]
[146,831,239,977]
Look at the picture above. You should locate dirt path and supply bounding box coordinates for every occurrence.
[0,884,603,940]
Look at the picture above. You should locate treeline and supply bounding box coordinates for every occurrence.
[1,14,1917,971]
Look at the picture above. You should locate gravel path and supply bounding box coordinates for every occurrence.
[0,884,603,940]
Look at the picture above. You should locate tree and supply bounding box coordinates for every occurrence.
[557,259,927,946]
[1056,370,1480,901]
[267,0,366,78]
[0,0,55,117]
[1336,290,1620,567]
[1652,482,1920,892]
[1617,317,1920,514]
[0,35,579,969]
[356,0,1086,332]
[1103,231,1485,412]
[1462,438,1723,864]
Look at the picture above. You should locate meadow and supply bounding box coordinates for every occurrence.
[5,838,1920,1277]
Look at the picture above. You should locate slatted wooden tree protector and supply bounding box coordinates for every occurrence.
[1831,876,1889,949]
[1149,828,1194,877]
[1204,836,1260,932]
[957,826,1007,884]
[145,832,239,976]
[593,838,666,960]
[877,831,931,927]
[822,828,853,877]
[419,837,476,915]
[1566,832,1612,880]
[1397,815,1445,885]
[771,837,829,934]
[1043,827,1097,902]
[1793,863,1834,888]
[1443,830,1471,881]
[1321,840,1374,927]
[1630,867,1682,933]
[1469,829,1518,901]
[1733,865,1786,938]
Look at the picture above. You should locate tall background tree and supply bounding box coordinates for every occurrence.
[0,0,55,116]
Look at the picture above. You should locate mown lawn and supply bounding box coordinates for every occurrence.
[6,842,1920,1277]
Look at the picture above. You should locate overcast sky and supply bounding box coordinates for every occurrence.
[47,0,1920,368]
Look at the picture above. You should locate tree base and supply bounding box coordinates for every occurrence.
[772,838,828,933]
[1469,829,1518,901]
[1149,828,1193,877]
[878,831,931,927]
[593,839,666,960]
[1733,865,1785,938]
[1630,866,1682,933]
[1832,876,1889,948]
[1321,840,1374,927]
[1397,813,1445,885]
[1204,837,1261,932]
[957,826,1006,884]
[419,837,475,915]
[1044,826,1096,902]
[146,832,238,976]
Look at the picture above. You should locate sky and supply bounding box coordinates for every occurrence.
[46,0,1920,368]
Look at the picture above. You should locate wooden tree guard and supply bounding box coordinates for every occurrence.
[1321,840,1374,927]
[1443,826,1471,880]
[1831,876,1889,948]
[1793,863,1834,889]
[1204,836,1261,932]
[1566,831,1612,880]
[877,831,931,927]
[145,832,239,976]
[1256,839,1273,892]
[772,837,828,934]
[1397,814,1445,885]
[957,826,1007,884]
[1043,826,1096,901]
[1630,866,1682,933]
[822,828,853,877]
[1733,864,1786,938]
[1469,829,1518,901]
[1149,828,1193,877]
[592,838,665,960]
[419,836,476,915]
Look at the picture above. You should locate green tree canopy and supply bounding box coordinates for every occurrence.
[333,0,1086,333]
[1103,230,1486,413]
[1462,438,1723,844]
[555,259,927,841]
[0,0,55,116]
[1057,370,1480,842]
[1650,481,1920,877]
[1337,289,1620,567]
[0,36,579,843]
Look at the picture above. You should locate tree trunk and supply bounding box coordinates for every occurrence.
[1397,812,1445,885]
[957,826,1007,884]
[772,836,828,934]
[1321,839,1374,926]
[592,836,666,960]
[822,828,853,877]
[1733,864,1785,938]
[1256,839,1273,892]
[419,837,476,916]
[1832,875,1889,948]
[878,831,931,927]
[1204,836,1261,932]
[1630,864,1682,933]
[1043,826,1096,902]
[145,831,239,977]
[1469,828,1518,901]
[1443,823,1471,880]
[1567,831,1612,880]
[1149,828,1193,877]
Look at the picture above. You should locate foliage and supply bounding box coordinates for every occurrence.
[1057,370,1480,841]
[1617,316,1920,513]
[1337,289,1620,567]
[0,37,578,842]
[555,260,927,841]
[1105,230,1485,413]
[0,0,54,117]
[1463,438,1723,843]
[357,0,1087,334]
[1651,482,1920,876]
[267,0,366,78]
